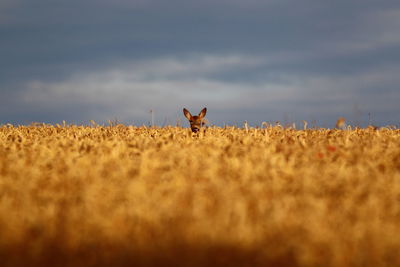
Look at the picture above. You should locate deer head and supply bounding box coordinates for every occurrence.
[183,107,207,133]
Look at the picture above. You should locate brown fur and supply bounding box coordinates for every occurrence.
[183,108,207,133]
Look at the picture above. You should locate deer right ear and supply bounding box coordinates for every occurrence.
[183,108,192,120]
[198,107,207,119]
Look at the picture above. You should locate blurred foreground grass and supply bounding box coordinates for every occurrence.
[0,124,399,267]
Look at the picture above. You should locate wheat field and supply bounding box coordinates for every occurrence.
[0,124,399,267]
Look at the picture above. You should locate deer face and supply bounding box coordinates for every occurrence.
[183,108,207,133]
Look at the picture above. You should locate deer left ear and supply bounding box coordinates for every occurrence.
[198,107,207,118]
[183,108,193,120]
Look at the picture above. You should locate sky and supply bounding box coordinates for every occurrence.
[1,0,400,128]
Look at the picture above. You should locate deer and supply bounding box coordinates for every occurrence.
[183,107,207,133]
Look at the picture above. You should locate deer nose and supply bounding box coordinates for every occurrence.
[192,127,200,133]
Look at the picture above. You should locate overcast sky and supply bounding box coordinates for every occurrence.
[1,0,399,127]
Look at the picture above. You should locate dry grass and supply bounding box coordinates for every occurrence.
[1,124,400,267]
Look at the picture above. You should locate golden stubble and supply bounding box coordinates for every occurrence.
[0,124,399,266]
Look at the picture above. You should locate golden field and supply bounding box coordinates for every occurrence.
[0,124,400,267]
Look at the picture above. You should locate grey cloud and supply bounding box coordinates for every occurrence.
[7,54,398,127]
[1,0,400,127]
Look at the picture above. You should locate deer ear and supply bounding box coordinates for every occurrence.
[198,107,207,118]
[183,108,192,120]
